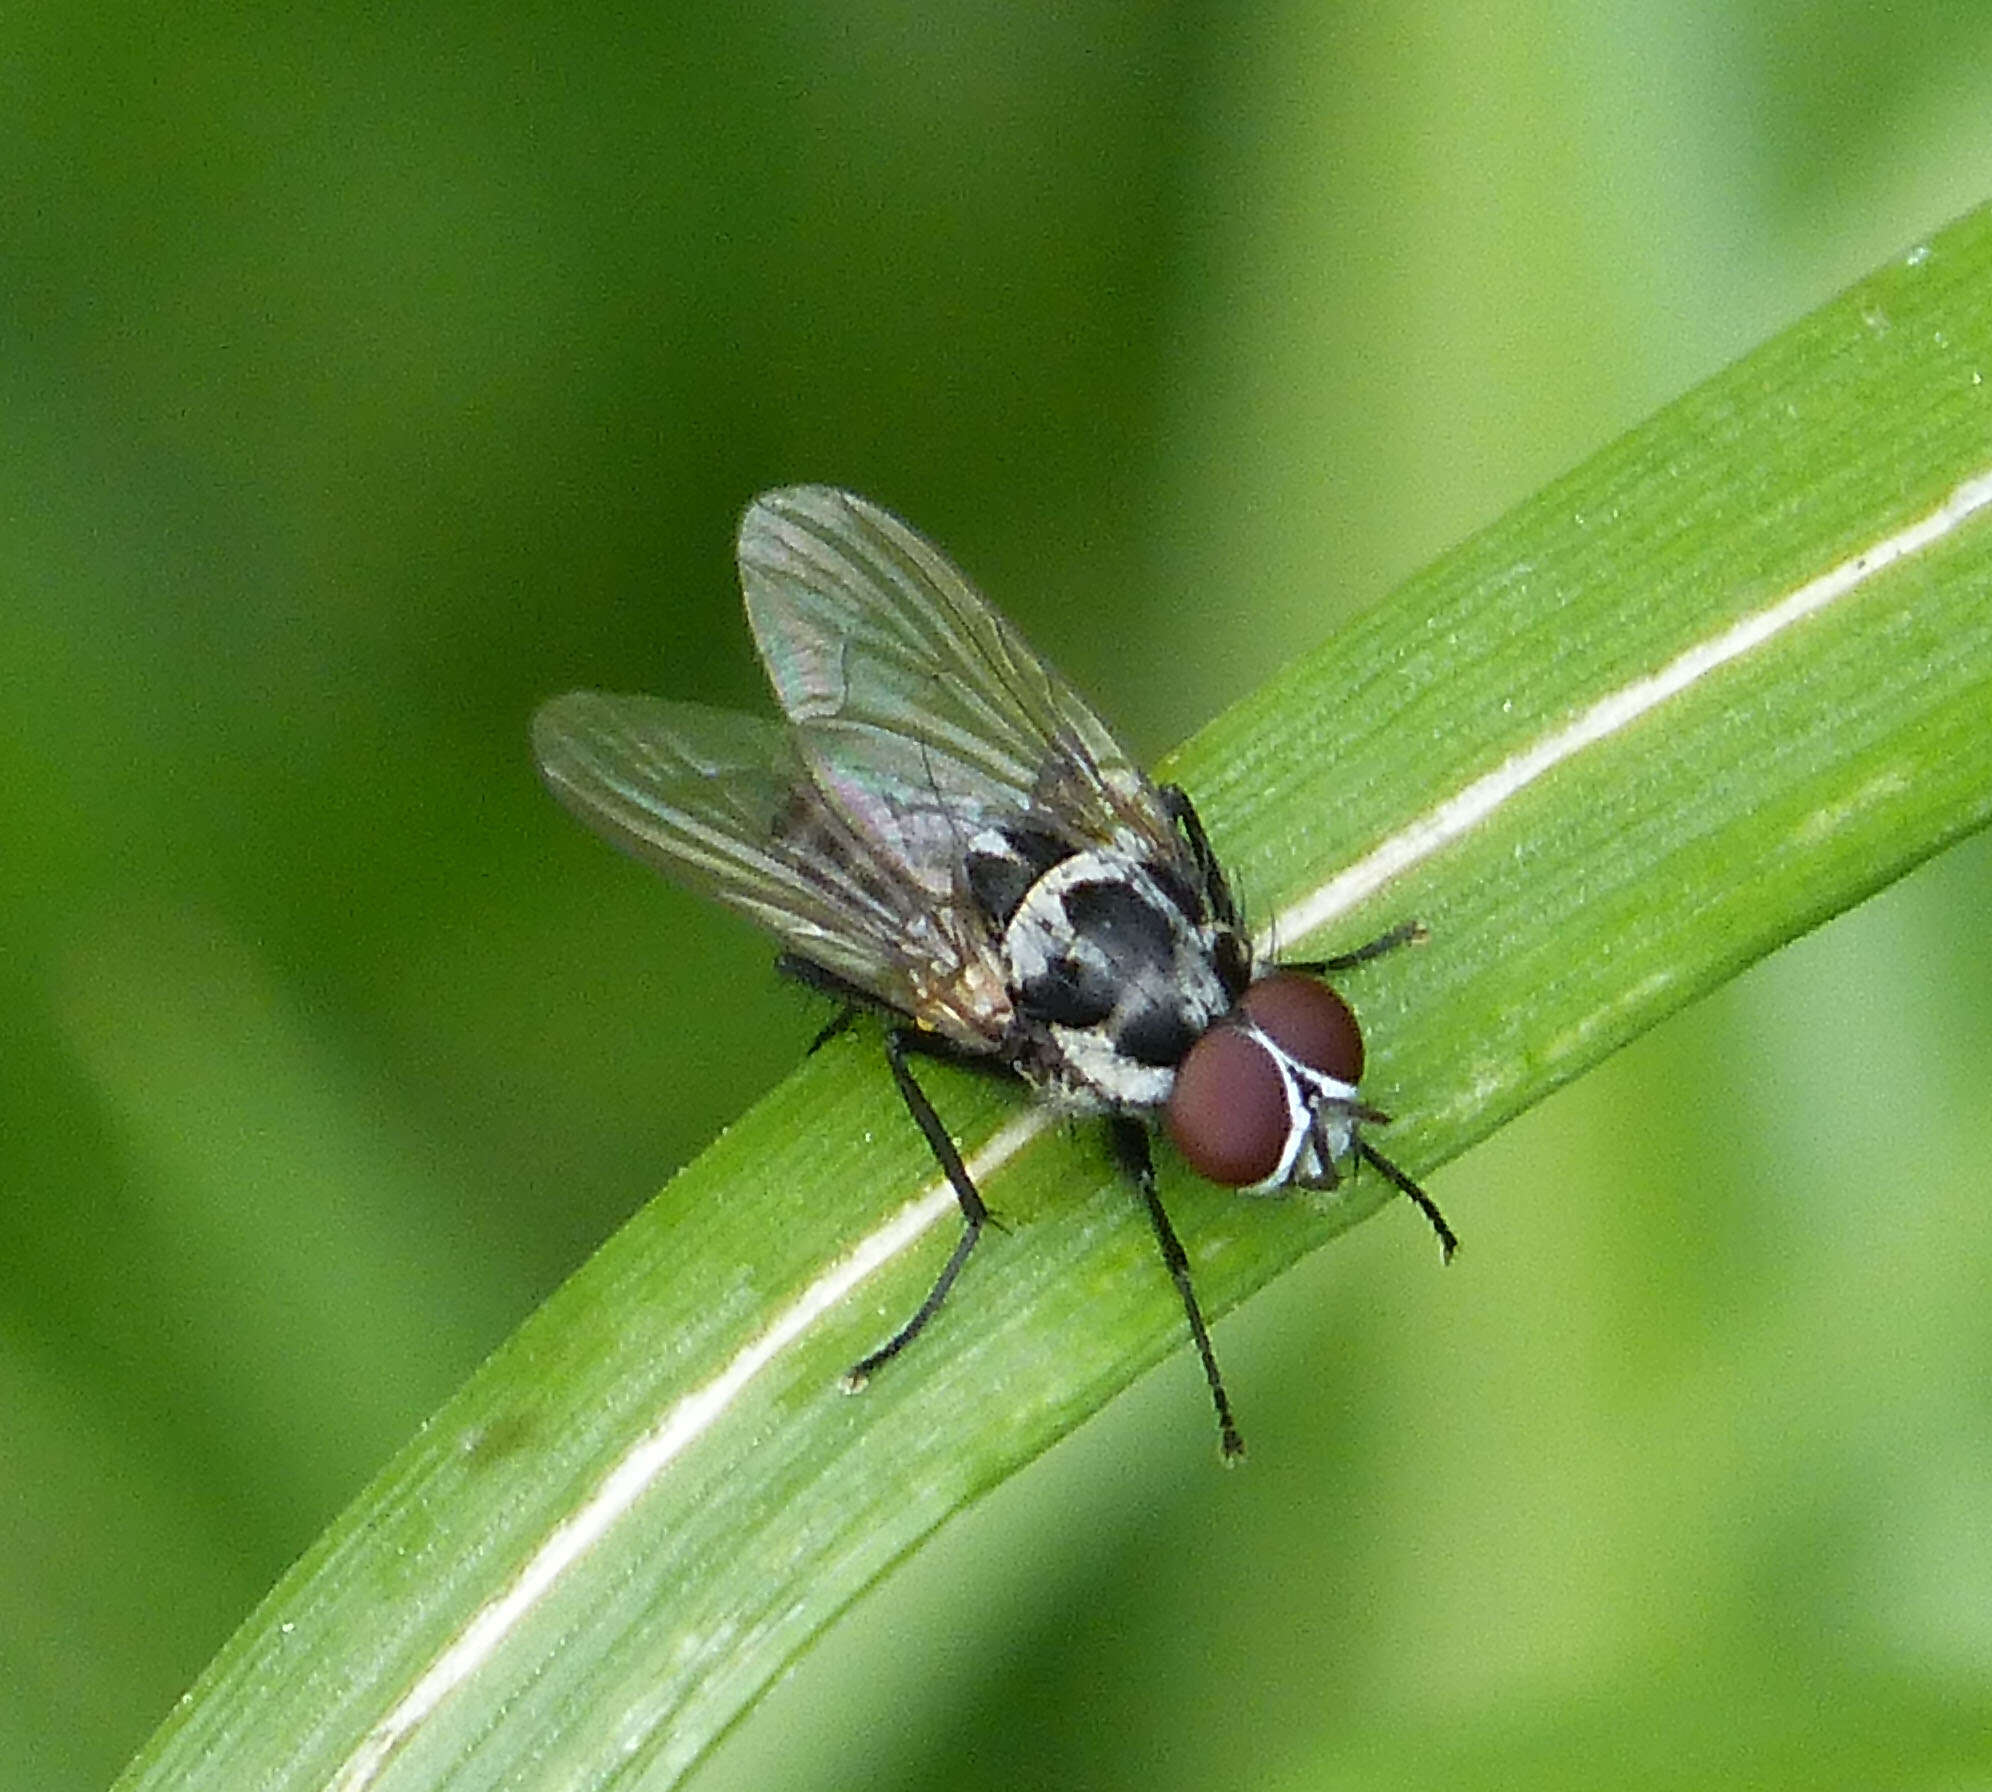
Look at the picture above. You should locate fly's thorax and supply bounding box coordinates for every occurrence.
[983,839,1244,1111]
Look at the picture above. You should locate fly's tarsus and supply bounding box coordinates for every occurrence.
[843,1027,993,1384]
[1283,917,1428,976]
[1356,1139,1458,1262]
[1111,1117,1244,1460]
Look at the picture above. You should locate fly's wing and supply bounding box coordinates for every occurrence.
[736,487,1178,887]
[532,691,983,1018]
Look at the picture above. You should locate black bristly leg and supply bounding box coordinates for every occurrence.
[1110,1117,1244,1461]
[806,1005,861,1055]
[843,1024,995,1388]
[1356,1139,1460,1263]
[1275,926,1457,1261]
[1282,918,1428,975]
[1159,784,1243,933]
[776,950,1017,1386]
[777,950,904,1057]
[775,952,874,1072]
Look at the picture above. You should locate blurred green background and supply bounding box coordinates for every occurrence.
[5,3,1992,1788]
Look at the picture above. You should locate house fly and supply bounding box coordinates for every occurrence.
[533,486,1453,1457]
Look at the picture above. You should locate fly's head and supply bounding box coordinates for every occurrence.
[1164,972,1374,1191]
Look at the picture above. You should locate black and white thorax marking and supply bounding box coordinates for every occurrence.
[965,814,1380,1197]
[534,485,1453,1458]
[974,827,1243,1110]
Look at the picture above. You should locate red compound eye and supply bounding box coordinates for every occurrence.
[1238,972,1363,1084]
[1167,1023,1288,1186]
[1167,974,1368,1187]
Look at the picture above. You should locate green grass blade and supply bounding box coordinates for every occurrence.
[118,203,1992,1792]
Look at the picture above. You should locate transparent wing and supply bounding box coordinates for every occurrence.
[736,486,1176,870]
[532,690,986,1018]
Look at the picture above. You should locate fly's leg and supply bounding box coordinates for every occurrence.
[1110,1117,1244,1461]
[1161,786,1426,976]
[1284,918,1427,975]
[774,954,1008,1387]
[844,1025,994,1387]
[775,955,867,1058]
[1158,784,1242,932]
[1356,1139,1459,1262]
[806,1005,861,1054]
[1279,926,1457,1260]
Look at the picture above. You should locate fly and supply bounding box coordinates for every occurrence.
[532,486,1454,1458]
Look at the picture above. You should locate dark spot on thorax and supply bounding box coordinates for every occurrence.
[1059,878,1178,967]
[1114,1003,1202,1068]
[964,825,1073,925]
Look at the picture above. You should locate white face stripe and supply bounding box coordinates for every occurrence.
[332,468,1992,1788]
[1229,1021,1362,1193]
